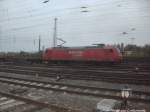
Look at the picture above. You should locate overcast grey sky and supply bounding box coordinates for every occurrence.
[0,0,150,52]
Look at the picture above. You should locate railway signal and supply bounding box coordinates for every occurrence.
[120,87,132,111]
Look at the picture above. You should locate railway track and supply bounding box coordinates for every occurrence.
[0,64,149,85]
[0,75,149,104]
[0,65,150,74]
[1,60,150,67]
[0,91,79,112]
[0,62,150,72]
[0,64,150,72]
[0,94,44,112]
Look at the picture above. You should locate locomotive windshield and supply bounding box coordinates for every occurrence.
[45,49,49,53]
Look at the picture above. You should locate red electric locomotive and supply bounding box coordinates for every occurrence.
[42,46,122,63]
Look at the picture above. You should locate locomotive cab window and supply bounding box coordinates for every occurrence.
[109,49,113,53]
[45,50,49,53]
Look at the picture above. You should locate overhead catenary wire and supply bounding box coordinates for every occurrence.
[1,0,149,22]
[0,30,139,43]
[0,0,116,14]
[1,8,150,32]
[0,0,149,30]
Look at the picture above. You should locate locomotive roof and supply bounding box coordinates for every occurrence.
[47,46,114,49]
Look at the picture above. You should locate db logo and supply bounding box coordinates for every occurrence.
[68,51,83,57]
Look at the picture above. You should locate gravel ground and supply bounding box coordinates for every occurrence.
[0,72,149,112]
[0,82,101,112]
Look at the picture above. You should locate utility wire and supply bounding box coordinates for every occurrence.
[0,0,140,22]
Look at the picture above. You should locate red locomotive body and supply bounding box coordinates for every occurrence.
[42,46,122,63]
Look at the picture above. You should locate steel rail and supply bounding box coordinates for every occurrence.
[0,67,150,78]
[0,75,149,96]
[0,64,150,72]
[0,91,80,112]
[0,68,150,85]
[0,64,149,75]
